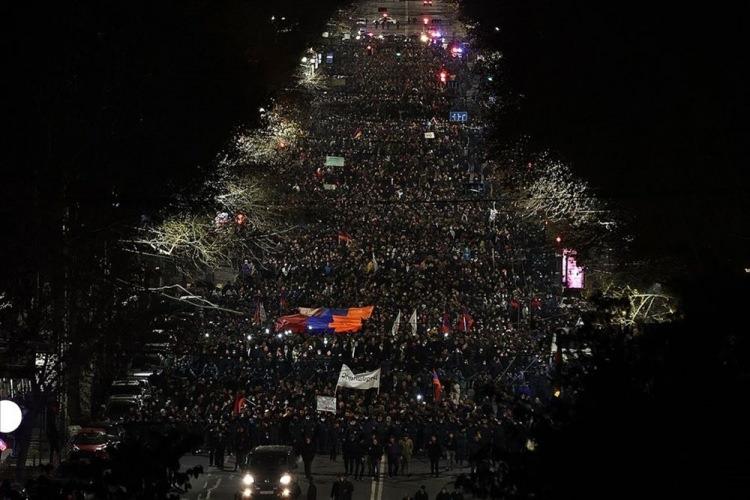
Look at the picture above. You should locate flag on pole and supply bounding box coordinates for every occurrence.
[432,370,443,402]
[391,311,401,336]
[232,391,246,415]
[409,309,418,336]
[456,309,474,333]
[440,310,451,334]
[253,301,267,324]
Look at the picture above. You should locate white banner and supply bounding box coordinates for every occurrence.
[336,364,380,390]
[316,395,337,413]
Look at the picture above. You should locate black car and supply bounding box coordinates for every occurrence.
[237,446,301,499]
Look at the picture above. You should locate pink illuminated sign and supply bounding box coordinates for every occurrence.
[562,249,585,289]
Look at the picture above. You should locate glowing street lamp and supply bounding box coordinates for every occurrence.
[0,400,23,433]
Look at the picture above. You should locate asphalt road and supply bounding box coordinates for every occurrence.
[180,3,471,499]
[180,453,466,500]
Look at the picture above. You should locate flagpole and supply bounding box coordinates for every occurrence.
[496,356,517,383]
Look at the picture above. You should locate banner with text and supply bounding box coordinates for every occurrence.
[336,364,381,390]
[316,395,337,413]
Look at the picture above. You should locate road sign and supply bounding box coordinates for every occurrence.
[326,53,334,64]
[450,111,469,123]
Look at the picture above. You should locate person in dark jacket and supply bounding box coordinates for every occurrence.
[426,435,442,477]
[343,435,355,475]
[367,437,383,480]
[354,437,366,480]
[386,436,401,477]
[436,487,452,500]
[330,474,353,500]
[299,436,316,478]
[414,485,429,500]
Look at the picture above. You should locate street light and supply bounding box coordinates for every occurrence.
[0,400,23,433]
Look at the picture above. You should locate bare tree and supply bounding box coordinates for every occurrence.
[517,157,616,229]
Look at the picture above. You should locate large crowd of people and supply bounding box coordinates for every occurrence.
[126,5,582,498]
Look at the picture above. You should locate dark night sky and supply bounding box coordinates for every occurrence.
[464,0,749,275]
[1,0,747,277]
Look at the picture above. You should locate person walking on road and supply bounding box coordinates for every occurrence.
[399,435,413,475]
[446,432,457,470]
[386,436,401,477]
[415,485,429,500]
[330,474,353,500]
[367,437,383,480]
[427,435,442,477]
[354,437,366,480]
[300,436,316,479]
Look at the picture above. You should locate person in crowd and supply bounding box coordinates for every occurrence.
[330,474,353,500]
[386,436,401,477]
[415,485,429,500]
[299,436,316,479]
[427,435,442,477]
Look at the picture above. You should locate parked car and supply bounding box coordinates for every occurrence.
[110,379,145,398]
[104,395,140,422]
[69,427,116,459]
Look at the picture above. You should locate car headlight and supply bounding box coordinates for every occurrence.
[280,473,291,486]
[242,487,253,498]
[281,488,291,497]
[242,474,254,486]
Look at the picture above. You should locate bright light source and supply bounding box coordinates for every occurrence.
[555,236,562,243]
[204,333,209,338]
[277,333,282,339]
[0,400,23,433]
[495,26,500,32]
[243,474,255,486]
[265,328,270,334]
[423,18,429,25]
[301,57,308,63]
[259,107,265,113]
[396,52,401,57]
[416,394,423,401]
[554,389,561,398]
[242,488,253,498]
[247,335,252,340]
[280,473,292,485]
[487,76,493,82]
[420,34,429,43]
[281,489,291,497]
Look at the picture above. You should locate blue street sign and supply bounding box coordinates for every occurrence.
[449,111,469,123]
[326,53,334,64]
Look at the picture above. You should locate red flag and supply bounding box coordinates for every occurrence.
[432,370,442,402]
[440,310,451,334]
[457,310,474,333]
[232,392,246,415]
[338,231,352,245]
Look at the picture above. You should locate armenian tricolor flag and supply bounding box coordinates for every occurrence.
[274,306,374,334]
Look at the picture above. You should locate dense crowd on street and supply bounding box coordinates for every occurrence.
[122,7,579,499]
